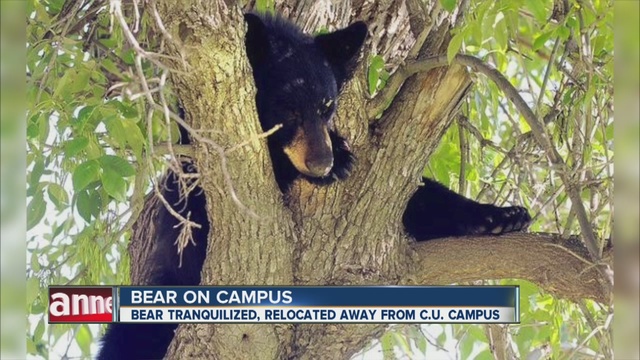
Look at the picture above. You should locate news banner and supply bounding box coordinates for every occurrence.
[49,286,519,324]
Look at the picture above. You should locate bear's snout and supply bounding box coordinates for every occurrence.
[305,157,333,177]
[283,120,335,178]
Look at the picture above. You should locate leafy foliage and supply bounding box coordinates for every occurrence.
[26,0,167,356]
[26,0,613,358]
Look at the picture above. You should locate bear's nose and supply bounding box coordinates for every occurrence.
[305,158,333,177]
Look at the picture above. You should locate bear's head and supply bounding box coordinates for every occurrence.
[244,13,367,190]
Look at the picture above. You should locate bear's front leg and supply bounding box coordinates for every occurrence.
[402,177,531,241]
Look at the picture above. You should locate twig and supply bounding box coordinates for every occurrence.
[109,0,174,71]
[536,36,561,114]
[129,0,140,33]
[457,115,468,195]
[225,124,283,154]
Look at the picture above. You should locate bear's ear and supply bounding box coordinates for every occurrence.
[315,21,367,81]
[244,13,269,67]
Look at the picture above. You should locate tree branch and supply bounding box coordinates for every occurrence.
[370,53,602,264]
[405,232,612,304]
[367,56,449,118]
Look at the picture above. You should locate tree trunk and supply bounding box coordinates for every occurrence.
[124,1,612,359]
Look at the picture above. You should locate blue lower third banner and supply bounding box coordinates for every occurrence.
[116,286,519,324]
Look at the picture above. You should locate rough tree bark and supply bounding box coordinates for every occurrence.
[125,0,613,359]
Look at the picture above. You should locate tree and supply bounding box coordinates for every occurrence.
[26,0,614,359]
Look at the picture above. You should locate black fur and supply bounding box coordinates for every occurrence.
[98,13,530,360]
[403,178,531,240]
[244,13,366,191]
[98,157,209,360]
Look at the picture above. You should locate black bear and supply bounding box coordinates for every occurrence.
[243,13,366,190]
[97,13,530,360]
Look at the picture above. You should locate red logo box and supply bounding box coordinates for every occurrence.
[49,286,114,323]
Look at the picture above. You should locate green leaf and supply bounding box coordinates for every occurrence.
[27,0,36,15]
[392,331,412,356]
[27,121,39,140]
[407,325,427,354]
[28,158,45,192]
[49,323,71,343]
[26,112,40,139]
[170,120,182,143]
[533,31,553,51]
[150,115,167,142]
[101,57,122,76]
[605,122,613,140]
[72,160,101,191]
[468,325,487,342]
[557,25,571,41]
[99,155,135,177]
[51,220,66,240]
[380,332,397,360]
[460,333,474,359]
[53,69,75,99]
[26,338,36,355]
[447,32,464,64]
[255,0,275,14]
[27,192,47,231]
[368,55,385,95]
[30,302,46,315]
[76,105,96,126]
[76,325,93,355]
[439,0,457,12]
[437,331,447,347]
[85,138,104,159]
[47,183,69,208]
[117,102,139,119]
[30,251,41,272]
[122,118,146,158]
[525,0,547,23]
[104,116,127,149]
[46,0,65,14]
[76,189,98,223]
[38,110,50,142]
[69,67,91,94]
[101,168,127,202]
[121,48,135,65]
[493,12,508,51]
[516,326,536,353]
[475,349,494,360]
[64,137,89,157]
[33,318,45,342]
[415,333,427,353]
[26,277,40,305]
